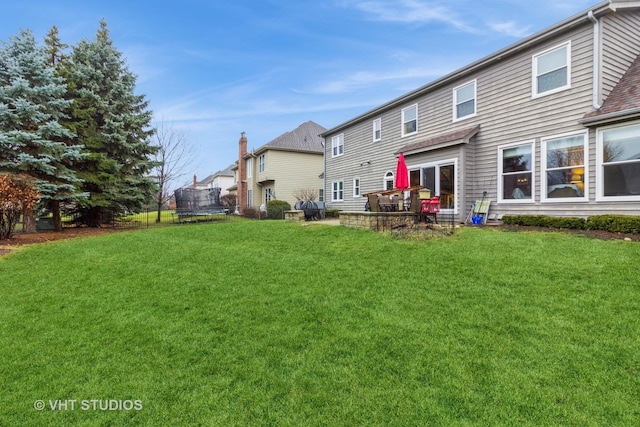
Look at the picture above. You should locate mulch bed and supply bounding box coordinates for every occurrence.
[0,228,124,257]
[500,224,640,241]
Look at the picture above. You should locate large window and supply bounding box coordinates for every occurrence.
[258,154,265,172]
[332,180,344,201]
[402,104,417,137]
[499,142,534,202]
[597,122,640,200]
[453,80,476,121]
[247,189,253,207]
[332,134,344,157]
[264,188,273,204]
[533,41,571,97]
[542,132,587,201]
[373,118,381,142]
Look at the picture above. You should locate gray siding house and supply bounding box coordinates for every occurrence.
[322,0,640,221]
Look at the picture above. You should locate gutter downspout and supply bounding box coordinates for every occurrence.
[588,10,602,109]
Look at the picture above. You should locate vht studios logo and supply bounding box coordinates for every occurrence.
[34,399,143,411]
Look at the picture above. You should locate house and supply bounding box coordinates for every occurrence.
[322,0,640,221]
[206,164,235,196]
[233,121,327,212]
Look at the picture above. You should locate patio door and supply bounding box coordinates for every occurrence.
[421,163,455,210]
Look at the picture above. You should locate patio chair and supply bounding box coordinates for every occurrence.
[366,193,380,212]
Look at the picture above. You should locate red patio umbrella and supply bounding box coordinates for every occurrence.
[395,153,409,191]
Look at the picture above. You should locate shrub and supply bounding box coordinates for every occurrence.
[0,174,40,240]
[587,215,640,234]
[266,200,291,220]
[242,207,265,219]
[502,215,586,230]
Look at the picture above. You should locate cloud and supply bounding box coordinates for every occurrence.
[347,0,478,33]
[487,20,531,38]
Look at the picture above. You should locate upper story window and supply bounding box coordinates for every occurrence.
[533,41,571,97]
[373,118,381,142]
[401,104,417,137]
[453,80,476,121]
[597,122,640,201]
[246,158,253,178]
[258,154,265,172]
[332,134,344,157]
[541,132,587,201]
[499,141,534,203]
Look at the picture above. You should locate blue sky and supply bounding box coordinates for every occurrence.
[1,0,597,185]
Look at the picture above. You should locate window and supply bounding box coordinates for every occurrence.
[533,41,571,97]
[258,154,265,172]
[332,134,344,157]
[247,189,253,207]
[264,188,273,204]
[332,180,344,201]
[353,177,361,197]
[453,80,476,120]
[318,189,324,202]
[373,118,381,142]
[499,141,534,202]
[402,104,417,137]
[383,172,394,191]
[597,122,640,200]
[246,158,253,178]
[542,132,587,201]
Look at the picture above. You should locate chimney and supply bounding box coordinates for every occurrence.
[193,174,197,188]
[237,132,248,210]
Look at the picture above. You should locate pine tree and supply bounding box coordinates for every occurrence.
[0,29,83,232]
[63,19,158,226]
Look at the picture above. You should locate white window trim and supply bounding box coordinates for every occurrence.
[353,177,361,198]
[532,41,571,98]
[408,158,459,214]
[497,140,536,204]
[596,120,640,202]
[373,118,382,142]
[332,180,344,202]
[401,104,418,137]
[383,171,394,190]
[331,134,344,158]
[258,154,266,173]
[452,79,477,122]
[541,130,588,203]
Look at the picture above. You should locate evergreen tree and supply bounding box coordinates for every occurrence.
[0,29,83,232]
[63,19,157,226]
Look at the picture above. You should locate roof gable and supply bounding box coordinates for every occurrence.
[250,121,327,157]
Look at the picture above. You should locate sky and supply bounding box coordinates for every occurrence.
[0,0,599,187]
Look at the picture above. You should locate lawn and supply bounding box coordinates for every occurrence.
[0,221,639,426]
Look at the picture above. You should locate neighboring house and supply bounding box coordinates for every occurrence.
[236,121,327,211]
[208,164,235,196]
[322,0,640,221]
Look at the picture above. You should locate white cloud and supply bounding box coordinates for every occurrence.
[488,20,531,38]
[348,0,478,33]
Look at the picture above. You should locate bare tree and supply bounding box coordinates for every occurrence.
[150,120,195,222]
[293,188,318,202]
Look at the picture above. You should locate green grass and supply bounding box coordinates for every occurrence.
[1,222,639,426]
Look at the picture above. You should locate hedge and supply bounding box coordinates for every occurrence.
[502,214,640,234]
